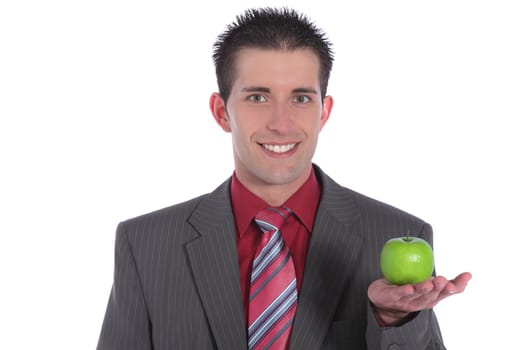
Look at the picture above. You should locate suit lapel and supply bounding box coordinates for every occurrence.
[185,179,247,350]
[290,167,363,350]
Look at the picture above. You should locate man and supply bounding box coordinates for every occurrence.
[97,7,471,350]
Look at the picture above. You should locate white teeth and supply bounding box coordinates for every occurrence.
[262,143,296,153]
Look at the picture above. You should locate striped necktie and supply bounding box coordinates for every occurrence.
[248,207,297,350]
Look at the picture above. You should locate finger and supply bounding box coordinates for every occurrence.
[444,272,472,295]
[404,273,473,310]
[409,286,448,310]
[432,276,449,291]
[398,277,446,310]
[395,284,417,298]
[452,272,472,288]
[413,279,437,295]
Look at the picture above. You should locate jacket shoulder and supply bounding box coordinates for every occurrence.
[316,165,428,228]
[345,187,427,225]
[121,194,207,228]
[114,194,212,247]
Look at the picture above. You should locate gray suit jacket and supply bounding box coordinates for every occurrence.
[97,165,446,350]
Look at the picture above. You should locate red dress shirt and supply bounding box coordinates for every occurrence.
[231,168,321,326]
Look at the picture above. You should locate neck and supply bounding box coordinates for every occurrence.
[250,184,300,207]
[235,168,311,207]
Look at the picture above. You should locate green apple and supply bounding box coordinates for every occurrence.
[380,236,434,285]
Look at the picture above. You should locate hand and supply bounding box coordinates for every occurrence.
[368,272,472,326]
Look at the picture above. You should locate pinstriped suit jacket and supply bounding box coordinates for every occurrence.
[97,165,446,350]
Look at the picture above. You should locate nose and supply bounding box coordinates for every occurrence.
[267,102,293,132]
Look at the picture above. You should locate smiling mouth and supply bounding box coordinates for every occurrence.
[260,143,297,154]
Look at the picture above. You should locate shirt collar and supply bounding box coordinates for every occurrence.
[231,167,321,238]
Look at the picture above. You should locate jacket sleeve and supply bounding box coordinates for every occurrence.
[366,304,446,350]
[97,222,153,350]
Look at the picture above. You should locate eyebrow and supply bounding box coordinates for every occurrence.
[292,87,318,95]
[240,86,318,94]
[241,86,271,93]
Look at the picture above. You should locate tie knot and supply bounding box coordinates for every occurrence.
[254,207,292,233]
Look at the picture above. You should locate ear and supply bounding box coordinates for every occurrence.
[319,95,334,130]
[210,92,231,132]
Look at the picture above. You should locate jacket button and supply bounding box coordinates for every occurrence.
[387,344,400,350]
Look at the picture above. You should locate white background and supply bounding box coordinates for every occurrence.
[1,1,523,349]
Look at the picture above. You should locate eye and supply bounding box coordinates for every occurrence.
[248,94,268,103]
[293,95,311,104]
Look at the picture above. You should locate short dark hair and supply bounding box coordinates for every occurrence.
[212,7,334,103]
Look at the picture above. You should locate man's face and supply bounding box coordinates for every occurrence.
[212,48,333,192]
